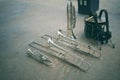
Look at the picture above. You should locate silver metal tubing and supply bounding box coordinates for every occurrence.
[26,48,53,66]
[29,41,91,72]
[67,0,76,39]
[56,30,101,58]
[41,35,67,53]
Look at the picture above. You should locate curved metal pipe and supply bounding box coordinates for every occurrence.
[67,0,76,39]
[41,35,67,53]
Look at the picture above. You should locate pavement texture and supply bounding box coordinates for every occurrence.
[0,0,120,80]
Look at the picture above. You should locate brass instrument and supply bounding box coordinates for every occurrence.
[26,49,53,66]
[28,35,91,72]
[66,0,76,39]
[54,29,101,58]
[25,0,103,71]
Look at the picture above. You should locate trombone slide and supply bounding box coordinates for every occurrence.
[56,30,101,58]
[26,49,53,66]
[29,41,90,72]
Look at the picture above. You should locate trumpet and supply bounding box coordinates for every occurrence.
[56,29,101,58]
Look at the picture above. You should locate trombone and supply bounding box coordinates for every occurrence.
[29,35,91,72]
[26,48,53,66]
[54,29,101,58]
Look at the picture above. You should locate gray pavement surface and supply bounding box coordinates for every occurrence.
[0,0,120,80]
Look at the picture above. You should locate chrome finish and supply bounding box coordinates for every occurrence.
[56,30,101,58]
[29,41,90,72]
[41,35,67,53]
[26,49,53,66]
[66,0,76,39]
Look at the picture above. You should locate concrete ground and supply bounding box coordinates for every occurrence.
[0,0,120,80]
